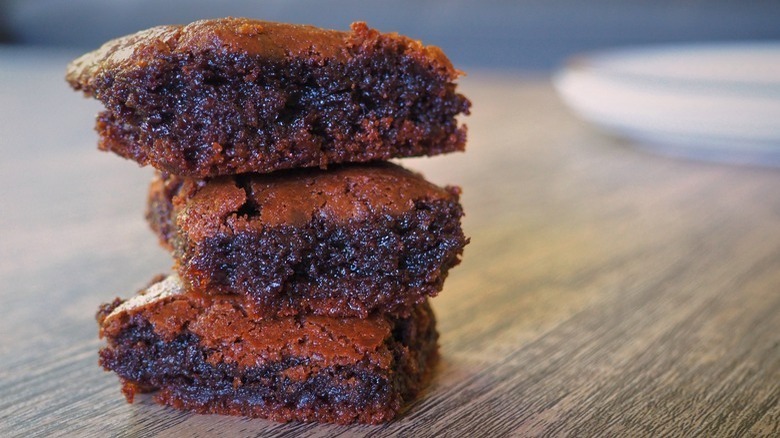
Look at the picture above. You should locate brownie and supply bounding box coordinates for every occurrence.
[146,162,467,318]
[66,18,471,177]
[97,274,439,424]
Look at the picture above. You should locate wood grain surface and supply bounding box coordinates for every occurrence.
[1,48,779,437]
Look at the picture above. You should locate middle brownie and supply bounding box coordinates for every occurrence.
[147,162,467,318]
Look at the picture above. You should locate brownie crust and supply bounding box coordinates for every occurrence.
[97,275,439,424]
[147,162,468,318]
[67,18,470,177]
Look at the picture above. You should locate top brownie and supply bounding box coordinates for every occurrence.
[66,17,471,177]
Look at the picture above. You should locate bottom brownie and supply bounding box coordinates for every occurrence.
[97,274,439,424]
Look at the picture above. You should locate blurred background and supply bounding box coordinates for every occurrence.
[3,2,780,436]
[2,0,780,71]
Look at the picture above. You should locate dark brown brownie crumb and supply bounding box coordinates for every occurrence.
[146,176,182,251]
[97,275,438,424]
[146,162,468,318]
[66,18,470,177]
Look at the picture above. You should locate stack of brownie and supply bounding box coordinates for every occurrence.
[67,18,470,424]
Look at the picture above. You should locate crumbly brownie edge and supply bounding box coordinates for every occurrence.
[145,174,183,251]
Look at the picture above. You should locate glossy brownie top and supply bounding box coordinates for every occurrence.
[66,17,458,95]
[170,162,460,237]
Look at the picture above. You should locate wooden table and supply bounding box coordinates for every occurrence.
[1,48,779,437]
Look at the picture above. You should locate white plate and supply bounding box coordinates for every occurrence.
[554,42,780,166]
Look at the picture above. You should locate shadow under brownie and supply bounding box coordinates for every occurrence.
[97,274,439,424]
[147,162,468,318]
